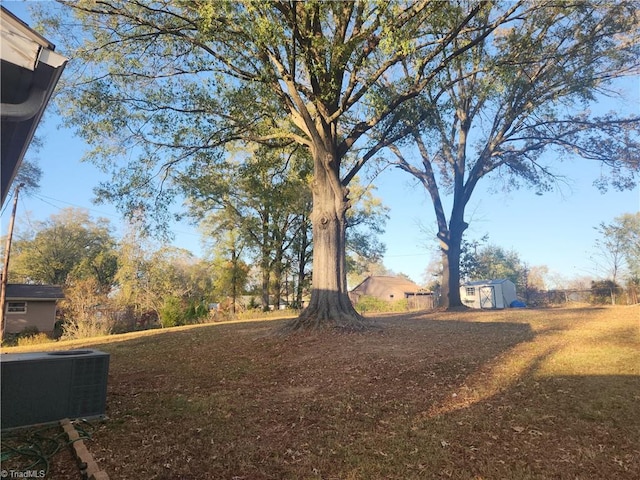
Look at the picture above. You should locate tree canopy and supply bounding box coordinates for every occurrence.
[594,212,640,284]
[386,1,640,306]
[8,207,117,287]
[34,0,639,323]
[37,0,529,328]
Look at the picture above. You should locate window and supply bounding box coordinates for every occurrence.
[465,287,475,297]
[7,301,27,313]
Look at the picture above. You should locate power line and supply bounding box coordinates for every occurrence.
[30,193,120,219]
[21,193,202,238]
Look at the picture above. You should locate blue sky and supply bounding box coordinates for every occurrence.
[3,1,639,287]
[376,157,639,285]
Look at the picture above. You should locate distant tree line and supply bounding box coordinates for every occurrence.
[457,235,549,304]
[457,212,640,306]
[591,212,640,305]
[3,198,386,339]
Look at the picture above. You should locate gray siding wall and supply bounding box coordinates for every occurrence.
[5,301,57,334]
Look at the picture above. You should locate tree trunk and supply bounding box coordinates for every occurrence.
[273,251,283,310]
[294,253,306,310]
[294,214,311,309]
[284,150,366,332]
[261,261,270,311]
[260,264,271,312]
[393,139,470,310]
[230,246,238,315]
[439,216,468,309]
[260,214,271,311]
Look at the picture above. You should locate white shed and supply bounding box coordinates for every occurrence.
[460,279,518,309]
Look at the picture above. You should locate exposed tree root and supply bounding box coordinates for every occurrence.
[277,299,382,335]
[279,314,367,335]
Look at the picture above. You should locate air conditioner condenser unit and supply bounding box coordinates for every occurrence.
[1,349,110,430]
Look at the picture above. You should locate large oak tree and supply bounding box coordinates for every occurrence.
[386,2,640,306]
[39,0,526,329]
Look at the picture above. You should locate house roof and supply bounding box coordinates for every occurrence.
[1,6,68,205]
[6,284,64,300]
[351,275,426,296]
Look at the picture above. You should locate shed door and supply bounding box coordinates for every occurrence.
[479,286,495,309]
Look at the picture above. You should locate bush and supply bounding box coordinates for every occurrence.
[355,296,410,314]
[3,327,56,347]
[17,332,54,346]
[591,280,623,305]
[159,296,186,328]
[185,301,210,324]
[61,313,114,340]
[60,278,115,339]
[18,326,40,337]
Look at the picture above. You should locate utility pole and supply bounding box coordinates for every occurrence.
[0,183,24,342]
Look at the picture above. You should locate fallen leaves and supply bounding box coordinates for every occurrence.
[31,306,640,479]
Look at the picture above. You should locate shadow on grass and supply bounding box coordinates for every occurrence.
[55,314,537,479]
[7,307,637,479]
[408,373,640,480]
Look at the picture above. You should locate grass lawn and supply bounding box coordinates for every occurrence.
[2,305,639,479]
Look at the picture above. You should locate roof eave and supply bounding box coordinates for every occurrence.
[0,6,68,205]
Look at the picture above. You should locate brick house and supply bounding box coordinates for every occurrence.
[349,275,435,310]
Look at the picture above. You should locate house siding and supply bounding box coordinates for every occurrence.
[4,301,57,334]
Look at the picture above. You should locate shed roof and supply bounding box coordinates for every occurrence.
[6,284,64,300]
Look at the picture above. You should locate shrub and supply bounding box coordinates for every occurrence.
[159,296,186,328]
[355,296,410,314]
[591,280,623,305]
[61,313,114,340]
[17,332,54,346]
[60,278,115,339]
[185,301,210,324]
[6,327,56,347]
[18,326,40,337]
